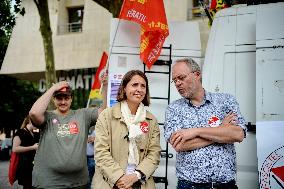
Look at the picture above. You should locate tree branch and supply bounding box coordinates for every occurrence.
[91,0,123,17]
[33,0,39,10]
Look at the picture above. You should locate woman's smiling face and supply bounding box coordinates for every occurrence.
[124,75,146,106]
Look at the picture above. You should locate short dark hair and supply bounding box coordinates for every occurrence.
[116,70,150,106]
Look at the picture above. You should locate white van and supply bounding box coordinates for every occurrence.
[203,2,284,189]
[106,3,284,188]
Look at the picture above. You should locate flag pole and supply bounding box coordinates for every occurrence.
[86,98,91,108]
[87,19,122,108]
[98,19,122,93]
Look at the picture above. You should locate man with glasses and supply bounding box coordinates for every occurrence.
[164,58,247,189]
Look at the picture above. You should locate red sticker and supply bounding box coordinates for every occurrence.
[140,121,149,133]
[69,121,79,134]
[208,115,221,127]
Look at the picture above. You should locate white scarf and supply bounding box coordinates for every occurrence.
[121,101,146,166]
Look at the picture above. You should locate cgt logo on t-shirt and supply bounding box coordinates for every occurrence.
[56,121,80,137]
[69,121,79,134]
[208,115,221,127]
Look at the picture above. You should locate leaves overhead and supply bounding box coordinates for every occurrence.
[0,0,40,134]
[0,0,16,67]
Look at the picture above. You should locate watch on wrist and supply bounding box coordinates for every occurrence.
[134,170,141,180]
[135,170,146,184]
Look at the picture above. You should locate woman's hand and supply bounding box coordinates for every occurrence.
[115,174,138,189]
[32,143,39,150]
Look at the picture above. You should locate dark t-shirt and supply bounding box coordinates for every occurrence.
[32,108,98,188]
[14,128,37,185]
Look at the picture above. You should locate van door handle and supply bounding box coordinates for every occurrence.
[160,150,173,158]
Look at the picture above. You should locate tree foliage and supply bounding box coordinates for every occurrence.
[0,0,40,136]
[0,76,41,136]
[0,0,15,67]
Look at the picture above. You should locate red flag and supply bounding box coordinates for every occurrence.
[89,52,108,100]
[209,0,230,25]
[119,0,169,69]
[210,0,217,10]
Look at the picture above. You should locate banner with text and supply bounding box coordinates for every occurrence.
[119,0,169,69]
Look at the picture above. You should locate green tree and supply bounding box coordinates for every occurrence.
[0,0,40,135]
[0,76,41,136]
[0,0,15,67]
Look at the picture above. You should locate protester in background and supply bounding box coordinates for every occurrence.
[93,70,161,189]
[86,126,96,189]
[29,73,107,189]
[86,100,104,189]
[12,115,38,189]
[164,58,246,189]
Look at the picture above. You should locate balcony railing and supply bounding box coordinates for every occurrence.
[57,22,83,35]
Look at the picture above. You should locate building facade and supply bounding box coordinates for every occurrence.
[1,0,210,78]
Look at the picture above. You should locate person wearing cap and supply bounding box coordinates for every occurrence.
[29,75,107,189]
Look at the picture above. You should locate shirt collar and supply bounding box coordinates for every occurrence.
[184,89,212,107]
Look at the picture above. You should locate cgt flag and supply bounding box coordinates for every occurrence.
[89,52,108,102]
[208,0,230,25]
[119,0,169,69]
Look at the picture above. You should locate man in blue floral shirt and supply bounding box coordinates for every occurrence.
[164,58,247,189]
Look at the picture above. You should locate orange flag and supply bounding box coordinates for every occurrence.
[89,52,108,100]
[209,0,230,25]
[119,0,169,69]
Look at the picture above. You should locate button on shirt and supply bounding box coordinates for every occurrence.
[164,91,247,183]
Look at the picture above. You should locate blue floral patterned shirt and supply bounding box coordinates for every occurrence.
[164,91,247,183]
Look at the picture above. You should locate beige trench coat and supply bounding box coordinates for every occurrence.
[92,103,161,189]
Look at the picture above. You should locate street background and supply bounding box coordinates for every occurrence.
[0,160,21,189]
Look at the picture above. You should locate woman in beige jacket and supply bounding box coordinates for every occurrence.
[92,70,161,189]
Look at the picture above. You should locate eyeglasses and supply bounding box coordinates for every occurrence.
[171,72,196,84]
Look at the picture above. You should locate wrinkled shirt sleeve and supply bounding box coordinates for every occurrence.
[225,94,247,137]
[164,104,181,142]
